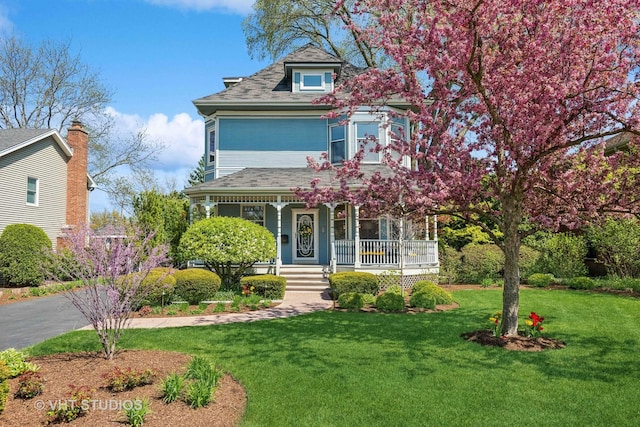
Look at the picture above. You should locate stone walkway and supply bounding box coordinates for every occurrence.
[79,290,333,330]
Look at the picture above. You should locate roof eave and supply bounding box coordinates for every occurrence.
[0,129,72,159]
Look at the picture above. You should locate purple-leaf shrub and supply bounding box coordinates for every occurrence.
[48,225,168,360]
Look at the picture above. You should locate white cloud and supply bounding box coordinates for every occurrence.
[104,107,204,174]
[143,0,254,14]
[0,5,14,33]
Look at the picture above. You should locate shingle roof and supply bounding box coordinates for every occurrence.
[0,128,72,158]
[184,165,393,195]
[604,132,633,153]
[193,44,365,115]
[0,129,54,151]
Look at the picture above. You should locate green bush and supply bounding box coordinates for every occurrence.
[587,218,640,278]
[375,292,405,312]
[597,277,640,292]
[328,272,379,297]
[438,244,462,284]
[337,292,365,311]
[409,291,436,309]
[527,273,556,288]
[412,281,453,305]
[519,245,542,280]
[524,232,587,279]
[173,269,222,304]
[138,268,176,307]
[240,274,286,299]
[0,348,39,378]
[566,276,597,290]
[385,284,403,295]
[0,361,8,413]
[0,224,52,287]
[458,244,505,284]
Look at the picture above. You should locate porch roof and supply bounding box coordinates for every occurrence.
[183,165,393,196]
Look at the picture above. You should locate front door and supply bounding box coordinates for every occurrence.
[292,209,319,263]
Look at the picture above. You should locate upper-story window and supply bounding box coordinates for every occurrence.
[208,129,216,165]
[26,177,39,205]
[293,69,333,93]
[355,121,381,163]
[330,125,346,163]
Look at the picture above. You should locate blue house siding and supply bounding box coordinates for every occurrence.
[218,118,327,151]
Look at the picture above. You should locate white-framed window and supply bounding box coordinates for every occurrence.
[330,124,346,164]
[334,204,348,240]
[207,129,216,165]
[241,204,265,227]
[301,73,324,90]
[26,177,39,205]
[355,121,381,163]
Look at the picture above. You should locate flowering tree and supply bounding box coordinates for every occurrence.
[50,225,167,359]
[300,0,640,335]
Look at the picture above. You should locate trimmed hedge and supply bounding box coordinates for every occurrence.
[458,244,504,284]
[375,292,405,312]
[412,281,453,305]
[409,291,436,309]
[240,274,286,300]
[328,272,379,297]
[173,269,222,304]
[527,273,556,288]
[566,276,596,290]
[138,268,177,307]
[0,224,52,287]
[337,292,365,311]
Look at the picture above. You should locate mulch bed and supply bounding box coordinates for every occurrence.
[461,329,566,351]
[0,350,246,426]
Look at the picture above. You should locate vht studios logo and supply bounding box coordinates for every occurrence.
[34,399,143,411]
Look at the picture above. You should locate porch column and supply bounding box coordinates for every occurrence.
[189,198,194,224]
[425,216,429,240]
[268,196,287,276]
[354,205,361,269]
[205,195,211,219]
[433,215,438,241]
[325,203,337,273]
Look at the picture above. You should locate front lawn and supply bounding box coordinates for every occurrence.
[29,289,640,426]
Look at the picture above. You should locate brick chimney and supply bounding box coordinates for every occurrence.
[65,120,89,228]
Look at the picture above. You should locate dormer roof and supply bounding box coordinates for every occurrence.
[193,44,364,116]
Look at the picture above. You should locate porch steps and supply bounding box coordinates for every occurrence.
[279,265,330,293]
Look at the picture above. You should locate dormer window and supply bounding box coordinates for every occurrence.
[292,69,334,93]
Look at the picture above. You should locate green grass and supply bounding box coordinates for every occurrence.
[28,289,640,426]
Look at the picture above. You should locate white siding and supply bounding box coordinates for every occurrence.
[0,136,68,248]
[217,150,324,177]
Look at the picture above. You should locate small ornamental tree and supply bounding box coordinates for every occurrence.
[48,225,167,360]
[0,224,51,287]
[299,0,640,336]
[178,217,276,288]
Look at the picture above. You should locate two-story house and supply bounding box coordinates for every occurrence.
[0,121,94,249]
[185,44,439,286]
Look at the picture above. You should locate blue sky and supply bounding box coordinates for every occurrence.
[0,0,270,212]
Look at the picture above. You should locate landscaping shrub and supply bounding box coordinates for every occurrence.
[385,284,403,295]
[173,269,221,304]
[0,361,9,414]
[524,232,587,279]
[15,371,45,398]
[0,224,52,287]
[328,272,379,297]
[566,276,597,290]
[518,245,542,280]
[598,277,640,292]
[337,292,365,310]
[240,274,286,299]
[0,348,39,377]
[409,291,436,309]
[458,244,504,283]
[527,273,556,288]
[138,268,176,307]
[438,243,462,284]
[587,218,640,278]
[375,292,405,312]
[412,281,453,305]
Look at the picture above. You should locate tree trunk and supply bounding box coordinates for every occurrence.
[501,198,522,336]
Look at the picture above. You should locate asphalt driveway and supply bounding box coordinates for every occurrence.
[0,293,88,350]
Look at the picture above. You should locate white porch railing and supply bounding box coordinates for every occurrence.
[334,239,438,266]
